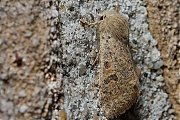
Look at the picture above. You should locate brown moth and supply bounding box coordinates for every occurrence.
[80,11,140,119]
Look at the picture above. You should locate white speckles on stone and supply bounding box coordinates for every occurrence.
[25,31,32,37]
[1,100,13,112]
[50,26,56,33]
[51,10,58,18]
[19,105,28,113]
[48,0,175,120]
[151,47,161,62]
[173,23,178,28]
[18,90,27,97]
[0,73,8,80]
[32,87,40,96]
[153,60,164,69]
[156,75,164,82]
[32,39,39,47]
[168,109,175,114]
[151,39,158,46]
[79,64,86,76]
[82,102,88,116]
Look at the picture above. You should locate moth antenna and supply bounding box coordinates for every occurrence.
[80,19,101,27]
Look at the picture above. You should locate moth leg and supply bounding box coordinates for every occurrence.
[129,43,133,48]
[135,67,141,79]
[130,42,140,79]
[129,42,138,51]
[91,53,99,67]
[87,21,102,27]
[119,104,139,119]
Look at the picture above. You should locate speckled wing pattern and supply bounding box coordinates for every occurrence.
[97,11,140,119]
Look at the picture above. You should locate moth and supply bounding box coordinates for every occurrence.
[80,11,140,119]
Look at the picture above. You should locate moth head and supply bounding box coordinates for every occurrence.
[99,11,119,21]
[100,14,106,20]
[97,11,129,43]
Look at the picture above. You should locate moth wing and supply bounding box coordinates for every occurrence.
[99,32,139,118]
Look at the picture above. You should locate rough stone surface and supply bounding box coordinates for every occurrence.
[0,1,51,119]
[46,0,176,120]
[145,0,180,118]
[0,0,179,120]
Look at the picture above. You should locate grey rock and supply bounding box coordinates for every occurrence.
[47,0,175,120]
[0,73,8,80]
[0,57,3,64]
[156,75,164,82]
[32,39,39,47]
[153,60,164,69]
[1,100,13,112]
[168,109,175,114]
[156,69,163,75]
[25,31,32,37]
[18,90,27,97]
[173,23,178,28]
[32,87,40,96]
[38,101,46,107]
[19,105,28,113]
[79,64,86,76]
[151,48,160,62]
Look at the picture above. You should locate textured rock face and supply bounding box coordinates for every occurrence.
[0,0,179,120]
[145,0,180,118]
[47,0,175,120]
[0,1,50,119]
